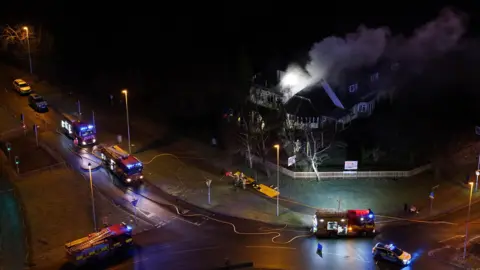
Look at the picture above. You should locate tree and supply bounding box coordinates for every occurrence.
[2,25,36,49]
[280,113,334,181]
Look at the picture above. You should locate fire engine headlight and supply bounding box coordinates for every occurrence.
[139,175,144,179]
[126,178,131,182]
[360,217,364,221]
[92,139,96,143]
[82,141,86,145]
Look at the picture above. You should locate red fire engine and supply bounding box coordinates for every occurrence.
[98,145,144,184]
[312,209,375,237]
[65,223,133,265]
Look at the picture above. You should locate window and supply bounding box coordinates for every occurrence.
[391,62,400,71]
[359,103,368,113]
[348,83,358,93]
[370,72,379,82]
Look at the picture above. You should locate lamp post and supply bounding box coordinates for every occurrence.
[88,163,97,232]
[476,170,480,193]
[121,89,131,154]
[464,182,474,259]
[273,144,280,217]
[23,26,32,74]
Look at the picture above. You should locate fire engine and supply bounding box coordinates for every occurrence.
[61,113,96,146]
[312,209,375,237]
[65,223,133,265]
[98,145,144,184]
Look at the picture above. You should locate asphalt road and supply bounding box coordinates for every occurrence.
[0,68,463,269]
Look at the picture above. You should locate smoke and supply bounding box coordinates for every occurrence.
[280,7,467,99]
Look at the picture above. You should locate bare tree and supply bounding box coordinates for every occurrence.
[2,24,38,53]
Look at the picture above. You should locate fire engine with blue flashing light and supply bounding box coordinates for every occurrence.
[312,209,376,237]
[372,243,412,265]
[64,223,133,265]
[61,113,97,146]
[98,144,144,185]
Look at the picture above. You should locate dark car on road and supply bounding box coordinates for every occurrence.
[28,94,48,112]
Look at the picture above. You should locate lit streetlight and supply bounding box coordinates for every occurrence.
[23,26,32,74]
[273,144,280,217]
[464,181,474,259]
[88,163,97,232]
[122,89,131,154]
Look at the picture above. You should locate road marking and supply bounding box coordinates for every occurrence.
[169,246,219,254]
[245,246,296,250]
[438,235,464,243]
[133,257,149,264]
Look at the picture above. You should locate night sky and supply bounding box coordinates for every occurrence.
[1,2,480,123]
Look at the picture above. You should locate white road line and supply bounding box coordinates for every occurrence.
[355,248,368,262]
[133,257,149,264]
[438,235,464,243]
[245,246,296,250]
[169,246,219,254]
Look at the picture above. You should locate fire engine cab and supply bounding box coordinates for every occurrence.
[312,209,375,237]
[61,113,96,146]
[98,145,144,184]
[65,223,133,265]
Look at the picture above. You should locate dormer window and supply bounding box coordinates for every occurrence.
[391,62,400,71]
[370,72,379,82]
[348,83,358,93]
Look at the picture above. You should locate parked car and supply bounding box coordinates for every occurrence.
[13,79,32,95]
[28,94,48,112]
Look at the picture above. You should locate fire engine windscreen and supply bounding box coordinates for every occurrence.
[123,161,143,175]
[79,124,95,137]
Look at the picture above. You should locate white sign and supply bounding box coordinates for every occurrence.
[344,161,358,170]
[288,156,296,166]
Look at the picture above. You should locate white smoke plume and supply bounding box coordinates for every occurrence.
[280,8,467,99]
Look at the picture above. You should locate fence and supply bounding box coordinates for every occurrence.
[249,154,432,179]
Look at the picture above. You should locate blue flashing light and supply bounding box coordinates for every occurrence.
[126,162,143,170]
[80,126,88,131]
[126,225,132,231]
[368,214,373,219]
[88,125,94,129]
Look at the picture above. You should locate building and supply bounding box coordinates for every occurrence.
[282,60,399,132]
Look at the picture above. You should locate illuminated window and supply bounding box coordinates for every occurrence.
[348,83,358,93]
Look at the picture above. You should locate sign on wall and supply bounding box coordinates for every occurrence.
[344,161,358,170]
[288,156,296,167]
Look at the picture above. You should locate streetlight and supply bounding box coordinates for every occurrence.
[273,144,280,217]
[121,89,131,154]
[464,181,474,259]
[23,26,32,74]
[476,170,480,192]
[88,163,97,232]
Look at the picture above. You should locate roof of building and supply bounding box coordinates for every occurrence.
[283,59,395,119]
[283,83,338,118]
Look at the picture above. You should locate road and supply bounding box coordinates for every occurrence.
[0,68,462,269]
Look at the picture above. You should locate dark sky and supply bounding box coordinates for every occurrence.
[3,2,479,71]
[2,2,480,121]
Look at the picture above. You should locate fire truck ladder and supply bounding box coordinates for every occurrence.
[70,229,114,252]
[103,145,129,160]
